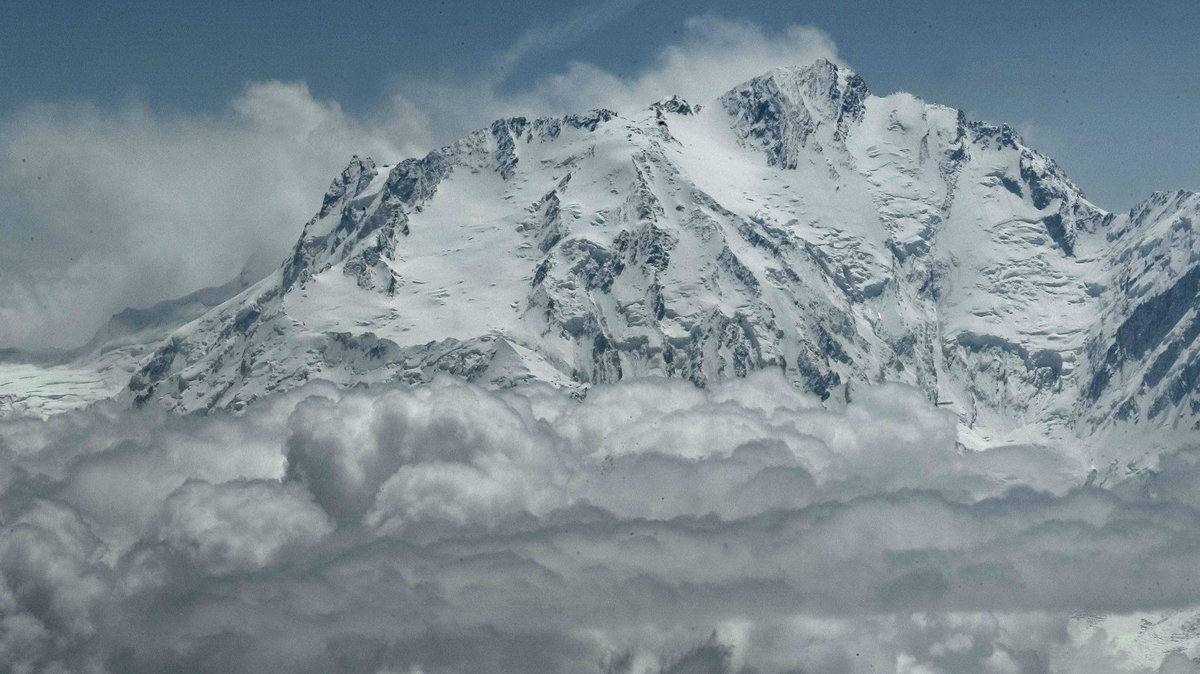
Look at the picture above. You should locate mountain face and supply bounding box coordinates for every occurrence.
[20,59,1195,446]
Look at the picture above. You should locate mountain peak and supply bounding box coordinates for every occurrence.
[770,57,856,85]
[652,95,699,116]
[753,58,867,105]
[719,59,868,168]
[318,155,378,219]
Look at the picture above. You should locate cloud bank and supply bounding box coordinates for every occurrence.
[0,372,1197,672]
[0,15,837,351]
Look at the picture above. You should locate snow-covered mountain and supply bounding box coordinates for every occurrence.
[7,59,1200,449]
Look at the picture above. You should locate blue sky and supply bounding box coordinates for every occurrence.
[1,0,1198,348]
[5,0,1198,209]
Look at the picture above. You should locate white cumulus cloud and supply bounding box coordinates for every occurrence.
[0,373,1196,672]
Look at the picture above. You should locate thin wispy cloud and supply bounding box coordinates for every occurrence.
[495,0,647,76]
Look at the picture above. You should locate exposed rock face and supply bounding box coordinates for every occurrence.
[1081,191,1200,430]
[94,59,1198,445]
